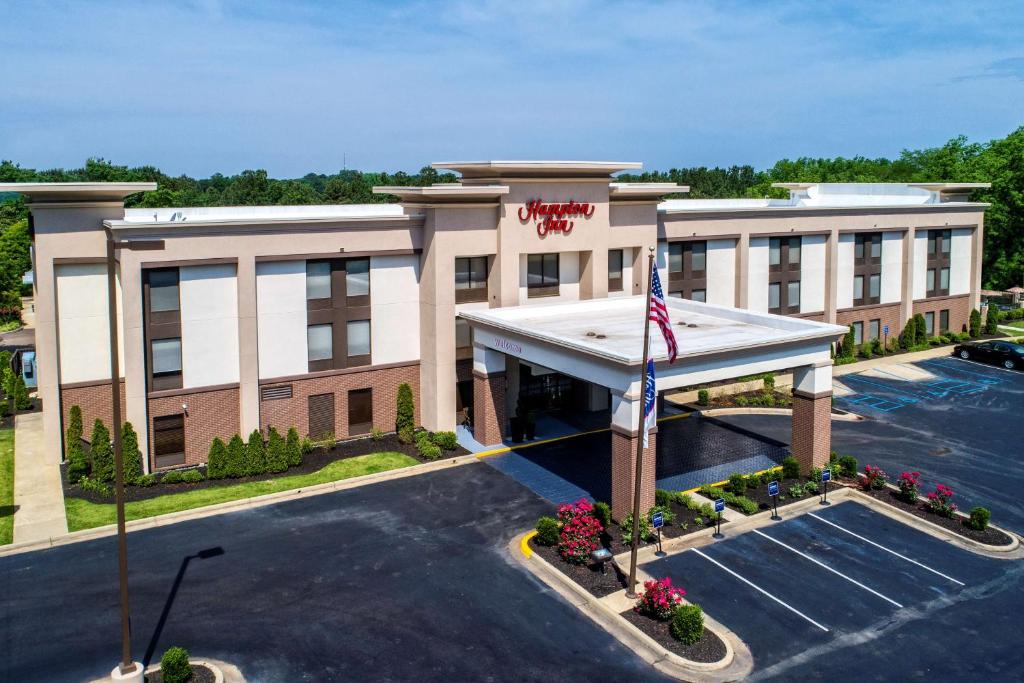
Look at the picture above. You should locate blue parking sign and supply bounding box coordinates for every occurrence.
[883,324,889,335]
[652,511,664,529]
[768,480,779,497]
[714,498,725,513]
[821,468,831,483]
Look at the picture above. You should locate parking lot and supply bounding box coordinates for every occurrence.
[646,500,1023,680]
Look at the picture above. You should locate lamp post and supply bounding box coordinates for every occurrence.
[105,230,164,682]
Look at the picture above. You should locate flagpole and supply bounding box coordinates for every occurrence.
[626,247,656,598]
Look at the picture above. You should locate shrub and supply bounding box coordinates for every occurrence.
[89,419,113,483]
[12,376,30,410]
[655,489,672,507]
[698,485,725,499]
[734,395,748,407]
[898,317,916,349]
[914,314,928,346]
[265,427,289,473]
[731,495,759,515]
[925,484,957,518]
[635,577,685,620]
[726,473,746,495]
[371,426,384,441]
[78,475,111,497]
[161,470,184,484]
[535,516,560,546]
[396,383,415,441]
[648,504,676,525]
[967,506,991,531]
[398,426,415,445]
[285,427,303,467]
[698,503,716,519]
[969,309,981,338]
[697,389,710,406]
[897,471,921,503]
[120,422,143,485]
[859,342,873,359]
[671,604,704,645]
[862,465,888,490]
[206,437,229,479]
[245,429,267,476]
[65,405,83,459]
[160,646,192,683]
[180,469,204,483]
[809,466,823,482]
[417,439,442,461]
[592,501,612,530]
[620,511,654,545]
[136,473,157,487]
[557,499,603,563]
[841,325,856,359]
[804,480,819,495]
[67,442,89,483]
[871,337,884,355]
[675,493,699,511]
[837,455,858,478]
[226,434,247,477]
[745,473,763,490]
[781,456,800,479]
[763,374,775,392]
[432,431,458,451]
[788,484,805,498]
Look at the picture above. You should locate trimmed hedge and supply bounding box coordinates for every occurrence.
[535,516,560,546]
[671,604,704,645]
[89,419,113,483]
[160,647,192,683]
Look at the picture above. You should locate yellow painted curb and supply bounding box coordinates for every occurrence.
[520,530,537,558]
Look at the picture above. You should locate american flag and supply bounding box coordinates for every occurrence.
[649,267,678,363]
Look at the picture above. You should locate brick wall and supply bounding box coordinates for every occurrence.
[791,392,831,474]
[913,294,971,335]
[259,362,420,440]
[472,370,506,446]
[610,427,656,521]
[836,303,902,343]
[148,386,240,469]
[60,380,126,448]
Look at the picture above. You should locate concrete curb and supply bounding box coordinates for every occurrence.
[0,453,479,557]
[694,406,864,422]
[89,658,242,683]
[509,534,753,682]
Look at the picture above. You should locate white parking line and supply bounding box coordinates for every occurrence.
[808,513,965,586]
[752,529,904,608]
[690,548,830,632]
[945,355,1020,375]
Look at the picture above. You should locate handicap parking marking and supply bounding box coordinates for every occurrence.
[751,529,904,608]
[923,355,1018,378]
[689,548,830,632]
[807,512,965,586]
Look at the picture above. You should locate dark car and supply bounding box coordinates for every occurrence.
[953,340,1024,370]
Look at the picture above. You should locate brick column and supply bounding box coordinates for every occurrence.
[473,370,507,446]
[611,426,657,521]
[791,362,833,475]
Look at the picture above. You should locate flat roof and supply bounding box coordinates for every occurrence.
[431,160,642,178]
[0,182,157,202]
[460,296,847,365]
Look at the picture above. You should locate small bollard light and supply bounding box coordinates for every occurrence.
[590,547,613,574]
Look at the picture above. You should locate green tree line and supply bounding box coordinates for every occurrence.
[2,126,1022,289]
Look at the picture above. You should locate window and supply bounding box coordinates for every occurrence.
[346,259,370,298]
[148,269,180,312]
[308,393,335,440]
[455,318,472,360]
[869,319,880,341]
[769,237,801,314]
[150,338,182,391]
[527,253,559,297]
[925,229,951,297]
[853,233,882,306]
[153,415,185,468]
[608,250,624,292]
[869,274,881,299]
[347,388,373,436]
[347,320,371,359]
[852,321,864,345]
[306,261,332,300]
[925,311,935,336]
[939,267,950,292]
[940,309,949,333]
[853,275,864,301]
[307,324,333,362]
[455,256,488,303]
[144,268,183,391]
[667,241,708,299]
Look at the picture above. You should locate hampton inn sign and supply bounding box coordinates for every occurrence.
[518,199,596,237]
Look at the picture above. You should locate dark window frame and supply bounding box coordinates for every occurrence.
[608,249,624,292]
[153,414,185,469]
[925,229,951,298]
[143,267,183,391]
[939,309,950,334]
[768,237,801,314]
[853,233,882,306]
[347,388,373,436]
[306,258,372,372]
[455,256,489,304]
[527,253,560,298]
[667,240,707,300]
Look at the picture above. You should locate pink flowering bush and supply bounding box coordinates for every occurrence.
[897,471,921,502]
[926,484,958,518]
[862,465,888,490]
[635,577,686,621]
[557,499,604,564]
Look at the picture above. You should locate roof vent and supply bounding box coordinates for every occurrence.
[687,323,698,328]
[595,334,606,339]
[585,331,597,337]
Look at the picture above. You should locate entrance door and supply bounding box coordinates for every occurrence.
[519,365,574,413]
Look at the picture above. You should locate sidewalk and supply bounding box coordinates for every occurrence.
[12,411,67,543]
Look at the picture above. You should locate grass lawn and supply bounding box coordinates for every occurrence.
[65,451,417,532]
[0,427,14,544]
[1002,319,1024,329]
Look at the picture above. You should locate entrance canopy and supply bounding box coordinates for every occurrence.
[460,296,847,398]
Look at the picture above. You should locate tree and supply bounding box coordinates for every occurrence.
[840,325,856,359]
[898,317,917,350]
[245,429,267,476]
[226,434,247,478]
[89,419,113,482]
[65,405,83,459]
[969,309,982,338]
[121,422,143,485]
[206,437,229,479]
[285,427,303,467]
[985,307,1000,335]
[913,314,928,345]
[265,427,288,473]
[396,383,415,443]
[12,376,30,411]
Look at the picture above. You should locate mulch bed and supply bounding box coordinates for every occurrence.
[621,609,728,664]
[145,663,216,683]
[705,389,792,409]
[737,476,846,514]
[530,539,627,598]
[63,432,468,504]
[605,500,728,556]
[860,486,1013,546]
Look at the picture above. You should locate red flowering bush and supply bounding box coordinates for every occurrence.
[862,465,888,490]
[897,471,921,502]
[557,499,604,564]
[635,577,686,621]
[926,484,958,518]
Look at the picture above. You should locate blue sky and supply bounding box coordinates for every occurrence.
[1,0,1023,177]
